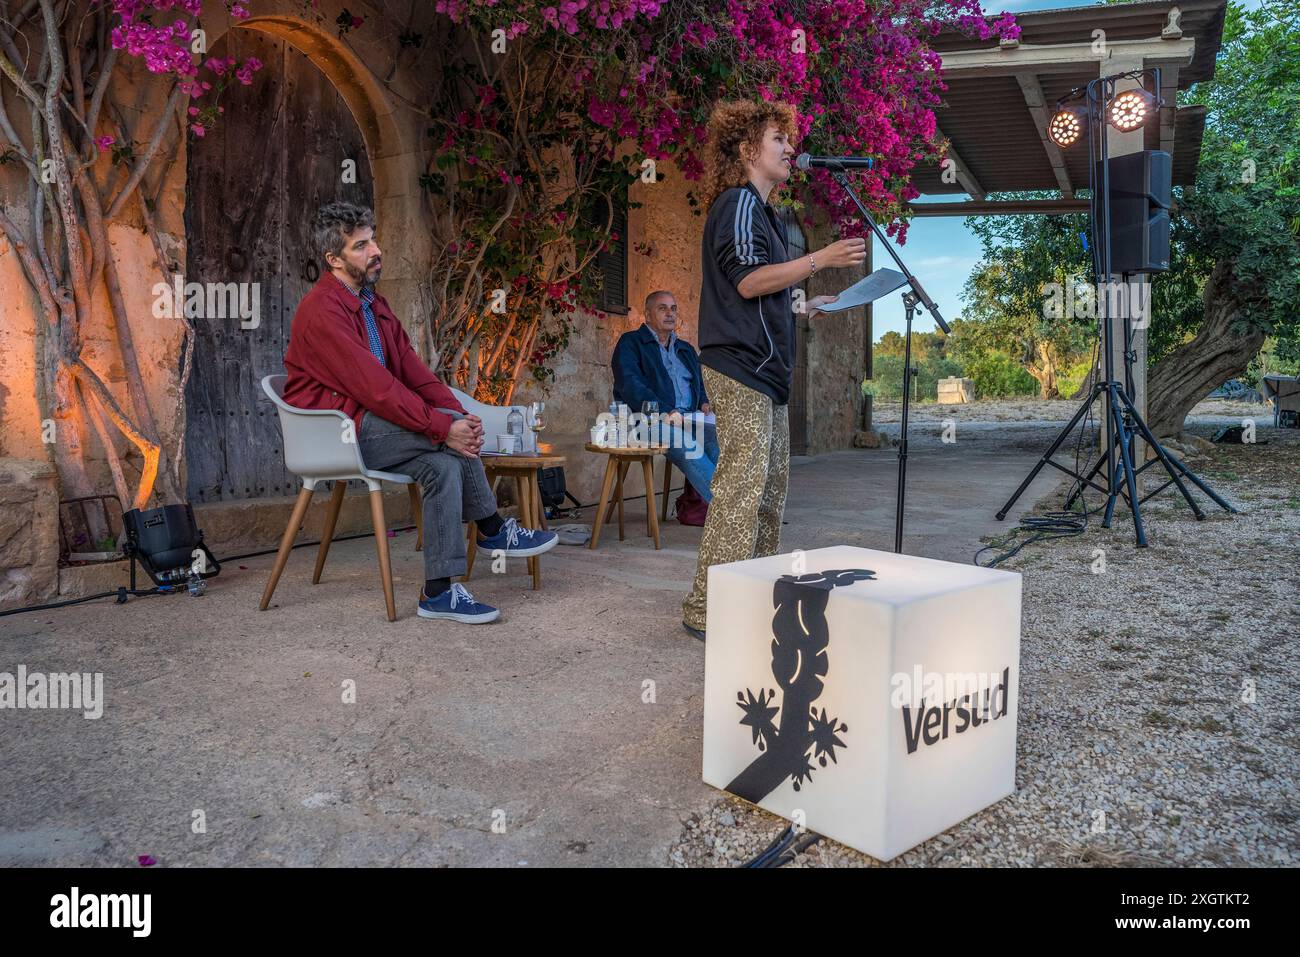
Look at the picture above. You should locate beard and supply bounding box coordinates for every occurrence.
[343,258,382,287]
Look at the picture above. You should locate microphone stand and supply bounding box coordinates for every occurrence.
[826,168,950,554]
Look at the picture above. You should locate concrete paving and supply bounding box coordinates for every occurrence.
[0,421,1062,867]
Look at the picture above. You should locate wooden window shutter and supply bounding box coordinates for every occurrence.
[599,189,629,315]
[581,177,630,316]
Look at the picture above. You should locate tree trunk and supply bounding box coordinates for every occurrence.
[1027,341,1060,399]
[1147,261,1265,438]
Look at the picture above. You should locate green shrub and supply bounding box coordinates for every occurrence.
[963,351,1038,398]
[1056,357,1095,398]
[865,355,964,401]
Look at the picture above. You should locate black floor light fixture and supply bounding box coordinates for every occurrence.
[998,68,1235,547]
[121,503,222,590]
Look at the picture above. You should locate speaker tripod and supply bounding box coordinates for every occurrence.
[995,264,1236,550]
[994,368,1235,548]
[998,67,1235,546]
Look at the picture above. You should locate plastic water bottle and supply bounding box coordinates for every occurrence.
[507,407,525,450]
[607,401,621,447]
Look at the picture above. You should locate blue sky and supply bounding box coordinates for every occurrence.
[872,0,1086,340]
[870,0,1252,340]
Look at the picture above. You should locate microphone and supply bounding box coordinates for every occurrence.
[795,153,874,171]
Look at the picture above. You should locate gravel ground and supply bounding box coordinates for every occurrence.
[670,417,1299,868]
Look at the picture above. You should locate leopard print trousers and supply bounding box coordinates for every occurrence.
[682,367,790,631]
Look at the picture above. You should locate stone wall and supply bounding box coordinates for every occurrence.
[511,168,872,505]
[0,459,60,608]
[513,156,708,505]
[0,0,441,608]
[801,212,872,456]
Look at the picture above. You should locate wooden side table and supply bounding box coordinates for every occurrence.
[585,443,667,550]
[465,449,565,590]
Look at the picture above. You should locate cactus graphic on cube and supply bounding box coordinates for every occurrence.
[727,568,876,802]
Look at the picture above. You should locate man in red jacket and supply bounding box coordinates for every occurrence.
[283,202,556,623]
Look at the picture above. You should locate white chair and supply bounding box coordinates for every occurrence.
[259,374,423,622]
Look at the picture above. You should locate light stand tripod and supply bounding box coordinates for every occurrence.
[895,291,921,553]
[995,70,1235,546]
[827,168,950,554]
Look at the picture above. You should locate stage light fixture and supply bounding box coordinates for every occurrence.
[1109,88,1156,132]
[1047,108,1083,148]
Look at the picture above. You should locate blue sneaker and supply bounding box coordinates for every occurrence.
[477,517,558,558]
[418,583,500,624]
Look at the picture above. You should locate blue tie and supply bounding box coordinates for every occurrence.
[358,286,386,367]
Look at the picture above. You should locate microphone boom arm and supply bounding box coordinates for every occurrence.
[828,169,950,334]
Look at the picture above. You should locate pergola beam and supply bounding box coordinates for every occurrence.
[1159,65,1181,154]
[935,127,986,200]
[1016,73,1076,198]
[937,36,1197,79]
[906,198,1091,217]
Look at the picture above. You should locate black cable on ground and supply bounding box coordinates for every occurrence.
[8,479,679,621]
[0,523,425,621]
[7,470,681,621]
[740,824,825,868]
[974,335,1103,569]
[741,823,799,868]
[769,832,823,867]
[220,524,418,564]
[0,585,167,619]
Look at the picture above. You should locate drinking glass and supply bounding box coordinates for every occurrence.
[641,401,659,444]
[528,402,546,452]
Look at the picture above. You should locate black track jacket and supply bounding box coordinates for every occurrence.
[698,181,796,405]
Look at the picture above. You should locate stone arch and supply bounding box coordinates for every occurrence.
[201,11,428,317]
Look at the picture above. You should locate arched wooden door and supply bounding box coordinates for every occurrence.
[184,29,373,503]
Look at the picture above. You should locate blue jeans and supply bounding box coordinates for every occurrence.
[664,421,720,502]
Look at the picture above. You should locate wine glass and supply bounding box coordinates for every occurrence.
[528,401,546,452]
[641,400,659,445]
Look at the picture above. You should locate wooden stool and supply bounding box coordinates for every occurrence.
[660,458,678,522]
[464,449,565,590]
[586,443,667,549]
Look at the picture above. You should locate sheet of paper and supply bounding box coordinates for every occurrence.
[817,267,909,313]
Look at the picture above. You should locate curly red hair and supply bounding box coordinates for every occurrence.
[700,100,800,210]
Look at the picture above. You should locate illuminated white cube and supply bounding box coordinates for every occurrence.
[702,545,1020,862]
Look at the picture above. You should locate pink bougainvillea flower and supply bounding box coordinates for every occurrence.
[137,855,156,867]
[234,56,262,85]
[190,123,206,137]
[94,135,115,151]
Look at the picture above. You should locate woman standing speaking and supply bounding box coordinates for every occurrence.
[681,100,867,640]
